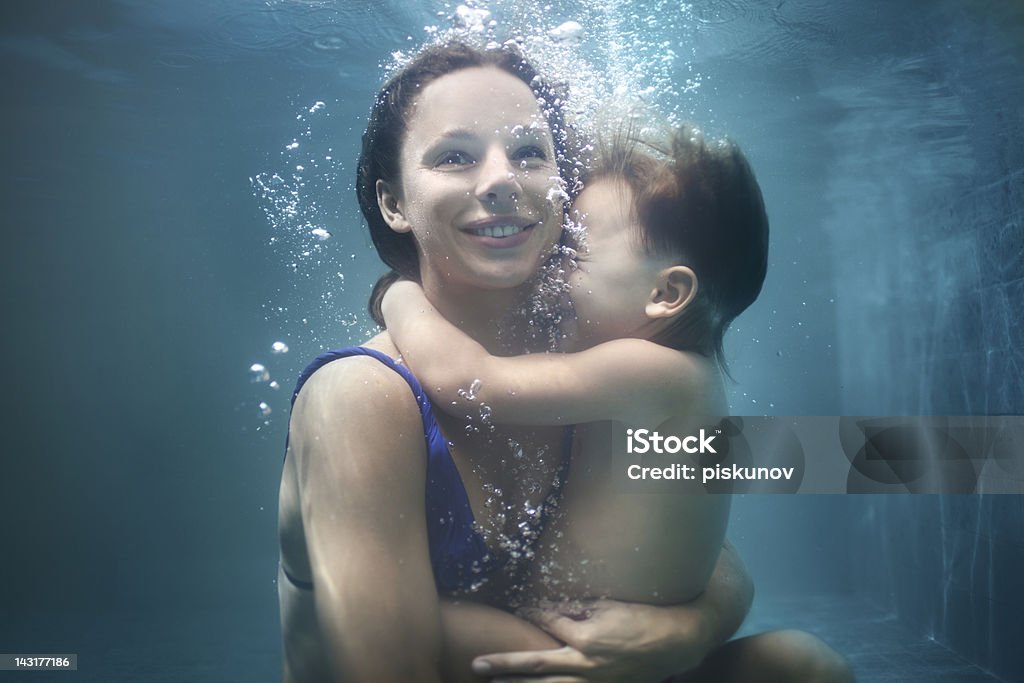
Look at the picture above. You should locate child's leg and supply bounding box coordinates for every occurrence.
[674,630,855,683]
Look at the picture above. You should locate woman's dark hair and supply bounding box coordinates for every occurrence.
[594,125,769,371]
[359,39,576,325]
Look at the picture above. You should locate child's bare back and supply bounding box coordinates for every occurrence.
[528,370,730,605]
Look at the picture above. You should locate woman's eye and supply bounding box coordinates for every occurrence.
[513,145,548,162]
[435,151,474,167]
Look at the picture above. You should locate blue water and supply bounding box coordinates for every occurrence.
[1,1,1021,680]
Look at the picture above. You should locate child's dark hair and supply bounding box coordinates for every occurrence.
[360,39,577,326]
[594,125,769,370]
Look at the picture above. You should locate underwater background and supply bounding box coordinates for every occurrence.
[1,1,1021,680]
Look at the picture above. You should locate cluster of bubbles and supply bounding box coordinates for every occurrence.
[251,101,336,253]
[458,433,571,604]
[248,340,290,426]
[439,371,583,605]
[250,94,383,424]
[250,99,344,298]
[403,1,704,137]
[250,98,380,336]
[522,205,594,352]
[519,242,578,352]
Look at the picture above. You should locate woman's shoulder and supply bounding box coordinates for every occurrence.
[296,331,397,387]
[291,334,418,424]
[285,335,431,508]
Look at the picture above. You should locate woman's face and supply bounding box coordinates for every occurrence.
[384,66,563,293]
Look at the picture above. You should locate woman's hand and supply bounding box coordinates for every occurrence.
[471,599,712,682]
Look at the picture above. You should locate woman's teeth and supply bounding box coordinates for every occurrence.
[472,224,526,238]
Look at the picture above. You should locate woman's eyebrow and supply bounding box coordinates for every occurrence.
[434,128,478,141]
[435,125,550,141]
[419,130,477,160]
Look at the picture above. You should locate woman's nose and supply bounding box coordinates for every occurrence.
[475,150,521,205]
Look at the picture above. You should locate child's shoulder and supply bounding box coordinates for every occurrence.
[596,338,714,379]
[675,350,727,415]
[588,338,721,409]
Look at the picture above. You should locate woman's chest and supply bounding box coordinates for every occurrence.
[436,418,568,554]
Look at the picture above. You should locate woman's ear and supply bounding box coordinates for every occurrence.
[376,179,412,233]
[645,266,697,320]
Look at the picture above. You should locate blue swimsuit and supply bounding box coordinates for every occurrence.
[282,347,571,594]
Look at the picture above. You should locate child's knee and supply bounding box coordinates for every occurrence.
[764,629,854,683]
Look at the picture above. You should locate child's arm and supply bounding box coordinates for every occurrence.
[381,280,705,426]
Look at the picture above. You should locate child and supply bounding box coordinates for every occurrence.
[381,123,770,606]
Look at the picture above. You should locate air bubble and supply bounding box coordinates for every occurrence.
[250,363,270,382]
[455,4,491,31]
[272,341,289,354]
[546,184,570,205]
[508,439,525,460]
[259,402,272,417]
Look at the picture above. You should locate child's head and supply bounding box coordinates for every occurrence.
[568,124,769,366]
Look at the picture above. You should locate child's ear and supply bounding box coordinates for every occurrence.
[646,266,697,320]
[376,179,412,233]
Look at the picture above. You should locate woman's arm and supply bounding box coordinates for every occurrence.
[439,600,562,683]
[291,357,444,682]
[382,280,703,426]
[470,541,753,682]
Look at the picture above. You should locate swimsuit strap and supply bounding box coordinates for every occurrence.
[280,562,314,591]
[286,346,492,593]
[290,346,432,433]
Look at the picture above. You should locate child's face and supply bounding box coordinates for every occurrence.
[568,178,673,348]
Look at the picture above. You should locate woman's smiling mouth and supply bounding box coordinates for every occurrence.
[469,223,531,238]
[461,218,539,247]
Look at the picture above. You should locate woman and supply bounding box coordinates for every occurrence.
[277,39,752,682]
